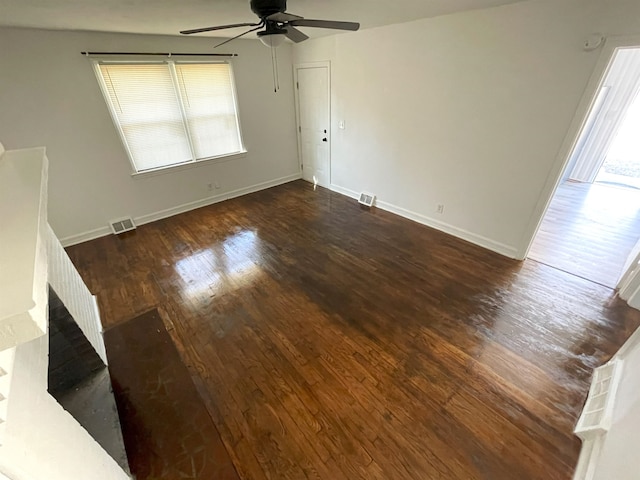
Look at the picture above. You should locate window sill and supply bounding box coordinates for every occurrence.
[131,150,248,179]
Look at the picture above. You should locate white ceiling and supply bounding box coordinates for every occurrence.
[0,0,525,38]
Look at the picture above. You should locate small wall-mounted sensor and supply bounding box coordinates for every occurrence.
[583,34,605,52]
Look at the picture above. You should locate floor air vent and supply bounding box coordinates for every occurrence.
[575,360,622,438]
[109,217,136,235]
[358,192,375,207]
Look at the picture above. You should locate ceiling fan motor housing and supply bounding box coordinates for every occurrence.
[251,0,287,18]
[258,21,287,37]
[257,30,285,38]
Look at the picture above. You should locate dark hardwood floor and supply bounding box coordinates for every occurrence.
[104,309,240,479]
[67,180,640,480]
[529,181,640,288]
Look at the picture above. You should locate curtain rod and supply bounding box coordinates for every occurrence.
[81,51,238,57]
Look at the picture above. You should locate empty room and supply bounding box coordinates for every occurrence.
[3,0,640,479]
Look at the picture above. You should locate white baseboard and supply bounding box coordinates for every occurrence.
[329,183,360,200]
[60,173,302,247]
[134,173,302,227]
[59,226,112,247]
[329,183,519,259]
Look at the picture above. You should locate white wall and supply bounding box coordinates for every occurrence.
[577,326,640,480]
[293,0,640,258]
[594,342,640,479]
[0,337,130,480]
[0,27,300,244]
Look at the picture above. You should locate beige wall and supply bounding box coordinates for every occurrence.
[0,28,300,244]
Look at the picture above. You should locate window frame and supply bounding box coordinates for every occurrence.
[92,59,247,177]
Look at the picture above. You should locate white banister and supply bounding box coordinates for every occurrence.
[0,143,129,480]
[47,225,108,364]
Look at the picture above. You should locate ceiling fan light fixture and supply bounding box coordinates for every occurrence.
[258,31,286,48]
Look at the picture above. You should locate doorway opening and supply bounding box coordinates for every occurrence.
[528,47,640,288]
[594,86,640,189]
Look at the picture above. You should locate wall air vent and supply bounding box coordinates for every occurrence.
[575,360,622,439]
[358,192,376,207]
[109,217,136,235]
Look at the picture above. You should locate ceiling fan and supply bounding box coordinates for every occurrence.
[180,0,360,48]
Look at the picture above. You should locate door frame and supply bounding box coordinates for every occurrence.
[293,61,331,187]
[519,34,640,260]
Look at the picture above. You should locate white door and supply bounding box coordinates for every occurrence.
[295,65,330,187]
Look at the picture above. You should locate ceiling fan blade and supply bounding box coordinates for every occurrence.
[285,27,309,43]
[180,22,261,35]
[213,25,264,48]
[267,12,303,22]
[290,19,360,31]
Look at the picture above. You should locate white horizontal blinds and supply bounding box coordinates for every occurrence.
[99,63,193,171]
[175,63,242,159]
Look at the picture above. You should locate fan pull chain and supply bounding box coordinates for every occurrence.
[271,44,280,93]
[275,46,280,92]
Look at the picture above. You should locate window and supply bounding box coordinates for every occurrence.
[94,61,245,173]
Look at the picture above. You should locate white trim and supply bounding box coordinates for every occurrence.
[329,183,359,200]
[573,434,605,480]
[613,323,640,360]
[294,61,333,70]
[293,61,331,187]
[130,151,247,178]
[518,34,640,260]
[59,226,112,248]
[575,360,623,437]
[572,319,640,480]
[329,183,519,259]
[134,173,301,226]
[60,173,302,247]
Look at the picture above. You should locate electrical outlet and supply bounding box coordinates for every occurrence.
[339,120,345,130]
[214,182,221,189]
[436,204,445,214]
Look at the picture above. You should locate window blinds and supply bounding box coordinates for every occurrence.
[96,62,243,173]
[99,64,193,172]
[175,63,242,160]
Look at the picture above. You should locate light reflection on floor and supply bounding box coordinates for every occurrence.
[579,182,640,219]
[529,181,640,288]
[174,230,262,299]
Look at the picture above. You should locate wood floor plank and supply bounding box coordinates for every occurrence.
[529,181,640,288]
[66,180,640,480]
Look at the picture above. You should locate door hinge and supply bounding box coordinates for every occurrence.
[298,125,301,133]
[296,82,299,89]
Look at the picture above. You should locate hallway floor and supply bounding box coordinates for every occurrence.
[529,181,640,288]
